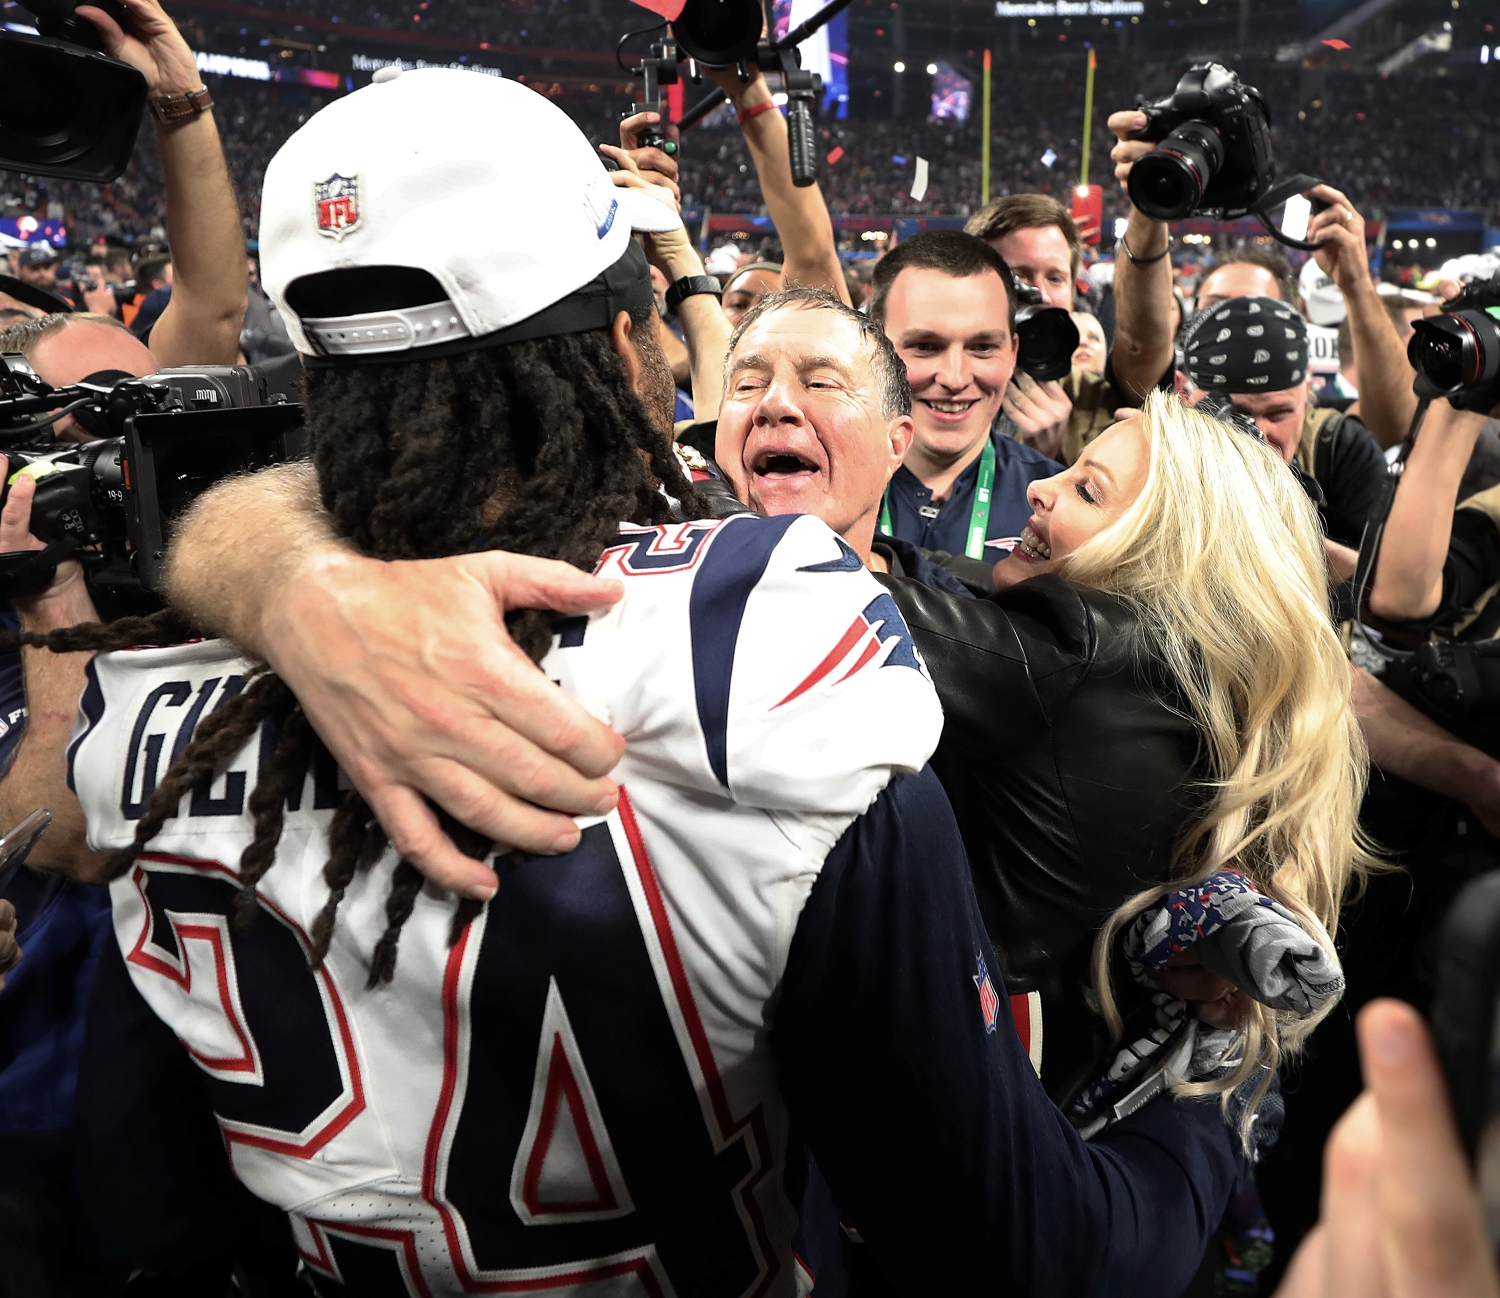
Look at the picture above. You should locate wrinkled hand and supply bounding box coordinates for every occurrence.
[0,455,87,612]
[1107,110,1154,195]
[77,0,201,98]
[258,551,628,900]
[1003,373,1072,462]
[1150,950,1248,1030]
[1275,1000,1500,1298]
[617,111,681,199]
[1307,184,1373,295]
[0,899,18,992]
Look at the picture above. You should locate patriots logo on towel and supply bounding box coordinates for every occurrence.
[973,955,1000,1034]
[314,174,361,239]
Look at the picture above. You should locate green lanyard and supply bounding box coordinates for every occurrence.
[878,437,996,561]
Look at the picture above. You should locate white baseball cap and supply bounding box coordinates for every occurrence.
[1298,256,1345,327]
[259,67,682,360]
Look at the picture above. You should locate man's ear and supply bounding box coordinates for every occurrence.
[1173,370,1192,399]
[889,414,915,468]
[610,309,643,392]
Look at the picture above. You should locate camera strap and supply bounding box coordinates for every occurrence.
[878,437,995,561]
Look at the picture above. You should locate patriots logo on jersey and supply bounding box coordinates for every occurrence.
[974,955,1000,1034]
[773,592,926,710]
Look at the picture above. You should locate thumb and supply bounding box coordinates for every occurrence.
[75,6,129,54]
[477,552,625,617]
[1358,999,1497,1295]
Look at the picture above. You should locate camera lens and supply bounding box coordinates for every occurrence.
[0,44,90,160]
[1128,121,1226,222]
[1408,311,1500,398]
[672,0,764,67]
[1015,304,1080,384]
[0,33,148,181]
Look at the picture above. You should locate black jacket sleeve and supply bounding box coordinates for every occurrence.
[776,766,1243,1297]
[1428,506,1500,632]
[878,573,1203,1101]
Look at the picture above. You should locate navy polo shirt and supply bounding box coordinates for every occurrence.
[884,432,1062,560]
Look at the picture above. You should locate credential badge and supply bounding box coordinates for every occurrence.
[314,173,361,240]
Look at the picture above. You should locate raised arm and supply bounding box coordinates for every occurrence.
[1368,400,1487,622]
[1305,184,1417,450]
[706,67,850,304]
[163,465,629,895]
[79,0,247,366]
[1353,667,1500,837]
[601,145,732,420]
[1105,111,1177,405]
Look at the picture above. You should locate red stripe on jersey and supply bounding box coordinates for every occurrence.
[616,789,781,1298]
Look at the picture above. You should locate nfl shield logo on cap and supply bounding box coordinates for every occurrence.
[314,174,361,239]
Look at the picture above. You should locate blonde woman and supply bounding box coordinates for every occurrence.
[896,386,1370,1117]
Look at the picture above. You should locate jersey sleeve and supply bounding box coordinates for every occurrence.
[572,514,943,819]
[774,764,1243,1297]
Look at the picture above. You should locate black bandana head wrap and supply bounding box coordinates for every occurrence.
[1181,294,1308,394]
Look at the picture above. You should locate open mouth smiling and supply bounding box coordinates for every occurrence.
[752,450,820,479]
[918,398,979,416]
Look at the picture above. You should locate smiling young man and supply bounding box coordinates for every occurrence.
[862,232,1062,567]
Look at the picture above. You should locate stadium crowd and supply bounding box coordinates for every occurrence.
[2,0,1500,1296]
[7,53,1497,244]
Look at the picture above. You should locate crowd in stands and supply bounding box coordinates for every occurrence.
[5,0,1500,1292]
[6,57,1492,254]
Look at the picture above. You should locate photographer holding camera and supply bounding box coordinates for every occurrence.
[957,108,1181,468]
[1365,284,1500,743]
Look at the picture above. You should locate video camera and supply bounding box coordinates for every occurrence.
[1012,279,1079,384]
[622,0,848,187]
[0,355,304,600]
[1408,275,1500,415]
[1128,63,1328,252]
[0,0,148,182]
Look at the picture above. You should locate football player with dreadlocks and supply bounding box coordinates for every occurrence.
[17,70,1244,1296]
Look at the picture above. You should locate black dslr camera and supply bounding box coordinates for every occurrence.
[1414,639,1500,716]
[1409,275,1500,415]
[1128,63,1275,224]
[1013,279,1079,384]
[0,355,304,600]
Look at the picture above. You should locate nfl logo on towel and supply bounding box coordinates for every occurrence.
[314,174,361,239]
[973,955,999,1034]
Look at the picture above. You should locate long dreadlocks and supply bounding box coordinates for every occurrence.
[3,321,708,987]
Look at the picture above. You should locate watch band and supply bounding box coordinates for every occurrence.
[665,275,723,315]
[148,86,215,124]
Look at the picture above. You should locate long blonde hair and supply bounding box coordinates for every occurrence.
[1067,391,1376,1135]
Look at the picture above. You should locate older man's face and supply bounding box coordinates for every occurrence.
[717,305,912,551]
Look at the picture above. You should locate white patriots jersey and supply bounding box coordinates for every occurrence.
[69,513,943,1298]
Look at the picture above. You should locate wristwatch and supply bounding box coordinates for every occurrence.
[665,275,723,315]
[148,86,215,124]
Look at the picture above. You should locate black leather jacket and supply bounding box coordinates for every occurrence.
[880,572,1207,1104]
